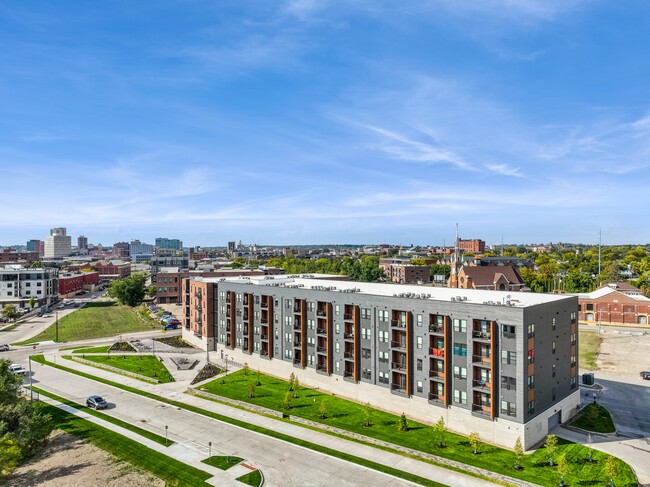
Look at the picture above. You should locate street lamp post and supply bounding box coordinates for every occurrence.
[55,311,59,342]
[208,441,212,459]
[165,425,168,445]
[28,354,33,401]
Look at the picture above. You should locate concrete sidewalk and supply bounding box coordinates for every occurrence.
[38,394,250,487]
[46,353,515,487]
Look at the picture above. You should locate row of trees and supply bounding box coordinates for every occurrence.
[264,255,385,282]
[107,273,156,307]
[0,360,53,478]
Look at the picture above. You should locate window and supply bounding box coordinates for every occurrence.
[308,336,315,346]
[285,316,292,326]
[362,368,372,380]
[586,304,594,311]
[361,308,371,319]
[286,299,292,309]
[416,336,423,349]
[335,323,340,334]
[552,341,556,354]
[308,354,315,365]
[378,310,388,321]
[453,390,467,404]
[378,371,389,384]
[501,376,516,390]
[453,366,467,379]
[416,359,423,371]
[362,328,372,340]
[571,375,577,389]
[416,380,423,393]
[378,350,389,363]
[501,401,516,416]
[527,349,535,365]
[527,375,535,390]
[237,293,242,302]
[453,344,467,356]
[335,342,340,353]
[552,317,556,330]
[527,400,535,415]
[570,355,576,367]
[307,319,315,330]
[335,305,340,315]
[254,341,260,352]
[361,348,371,359]
[527,323,535,339]
[453,319,467,333]
[285,332,292,342]
[416,314,423,327]
[335,361,340,372]
[502,324,515,337]
[552,364,556,377]
[501,350,516,365]
[308,301,315,312]
[570,333,576,344]
[378,330,388,343]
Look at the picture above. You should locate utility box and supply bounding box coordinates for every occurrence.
[582,373,594,386]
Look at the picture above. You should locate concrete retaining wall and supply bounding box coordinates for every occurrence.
[187,388,285,418]
[69,356,160,383]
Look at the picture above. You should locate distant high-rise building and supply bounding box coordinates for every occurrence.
[457,238,486,254]
[112,241,130,258]
[26,239,44,256]
[77,235,88,250]
[129,240,154,261]
[155,237,183,250]
[44,227,71,259]
[227,241,236,254]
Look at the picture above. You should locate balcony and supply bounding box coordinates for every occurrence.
[472,404,492,417]
[317,346,326,353]
[316,364,327,373]
[261,334,268,340]
[293,323,302,331]
[428,393,445,405]
[472,354,491,366]
[317,328,327,335]
[391,320,406,329]
[243,326,249,335]
[430,348,445,358]
[472,330,491,341]
[260,350,269,357]
[429,325,444,334]
[261,302,269,310]
[344,332,354,340]
[293,341,302,348]
[316,310,326,317]
[391,340,406,350]
[344,351,354,359]
[429,370,445,378]
[472,380,491,390]
[390,384,407,396]
[378,357,389,364]
[344,313,353,321]
[226,325,231,332]
[293,356,302,365]
[391,362,407,371]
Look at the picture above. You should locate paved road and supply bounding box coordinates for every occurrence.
[27,354,503,487]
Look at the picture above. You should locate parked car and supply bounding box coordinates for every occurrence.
[0,344,10,352]
[162,322,180,330]
[161,315,177,323]
[86,395,108,410]
[640,371,650,380]
[9,364,26,375]
[56,304,65,309]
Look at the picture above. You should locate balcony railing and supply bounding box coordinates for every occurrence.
[316,364,327,372]
[344,351,354,359]
[344,313,353,320]
[316,310,326,317]
[472,354,491,364]
[378,357,389,364]
[430,348,445,357]
[391,340,406,349]
[293,323,302,331]
[261,334,268,340]
[293,357,302,365]
[344,332,354,339]
[391,320,406,328]
[472,330,491,340]
[472,404,492,416]
[391,362,407,371]
[472,380,491,389]
[260,350,269,356]
[317,346,326,353]
[429,325,444,333]
[261,302,268,309]
[317,328,327,335]
[428,393,445,404]
[293,341,302,348]
[390,384,407,394]
[344,370,354,379]
[429,370,445,378]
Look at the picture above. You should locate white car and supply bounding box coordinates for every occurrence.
[9,364,26,375]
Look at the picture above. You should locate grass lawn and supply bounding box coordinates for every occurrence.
[579,330,602,370]
[69,345,112,354]
[0,323,19,332]
[66,354,175,383]
[570,404,616,433]
[31,386,172,446]
[236,469,262,486]
[199,370,637,487]
[31,354,448,487]
[41,403,211,486]
[14,302,158,345]
[202,456,243,470]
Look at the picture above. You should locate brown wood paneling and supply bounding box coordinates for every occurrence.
[489,320,497,419]
[353,305,360,382]
[406,311,413,396]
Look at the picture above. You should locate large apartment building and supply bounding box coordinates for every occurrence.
[182,275,579,449]
[0,266,58,308]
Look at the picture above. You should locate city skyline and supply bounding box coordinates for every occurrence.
[2,2,650,245]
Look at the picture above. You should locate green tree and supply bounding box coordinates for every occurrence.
[283,391,292,410]
[256,367,261,386]
[433,417,446,448]
[398,413,409,432]
[513,437,524,470]
[605,455,618,487]
[319,399,328,420]
[247,383,255,398]
[469,432,481,454]
[544,434,558,466]
[292,377,300,398]
[288,372,295,391]
[29,261,42,269]
[362,402,373,427]
[242,362,249,376]
[28,297,36,310]
[145,284,157,298]
[1,305,20,322]
[557,455,569,486]
[107,273,148,307]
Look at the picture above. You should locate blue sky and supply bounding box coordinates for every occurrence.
[1,1,650,247]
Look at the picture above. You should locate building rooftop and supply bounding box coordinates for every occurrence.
[192,274,572,307]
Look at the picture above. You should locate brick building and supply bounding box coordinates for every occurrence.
[0,248,40,265]
[450,265,527,292]
[379,258,430,284]
[58,272,100,297]
[576,283,650,325]
[457,239,486,254]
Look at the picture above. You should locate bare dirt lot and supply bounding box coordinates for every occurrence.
[7,431,164,487]
[595,328,650,374]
